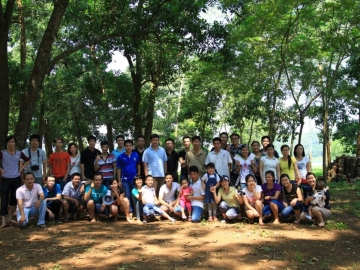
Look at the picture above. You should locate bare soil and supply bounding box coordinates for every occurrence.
[1,200,360,270]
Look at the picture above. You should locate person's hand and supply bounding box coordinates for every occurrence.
[210,186,216,193]
[168,205,174,212]
[100,204,106,212]
[283,202,288,207]
[95,154,101,162]
[290,199,297,207]
[48,210,54,219]
[307,196,313,202]
[118,181,122,188]
[35,200,41,209]
[235,160,240,166]
[75,200,80,208]
[185,195,192,201]
[0,168,5,174]
[90,182,95,188]
[265,196,270,200]
[252,210,259,217]
[19,215,26,224]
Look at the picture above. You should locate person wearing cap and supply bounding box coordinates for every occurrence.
[83,172,108,222]
[48,137,70,191]
[21,134,47,185]
[211,175,242,223]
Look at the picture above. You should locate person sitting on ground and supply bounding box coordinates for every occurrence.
[186,166,206,223]
[201,162,220,221]
[83,172,108,222]
[132,175,144,223]
[261,170,284,225]
[158,173,181,216]
[179,178,193,221]
[16,172,47,228]
[242,174,264,225]
[308,181,328,218]
[62,172,85,221]
[110,179,132,223]
[212,175,242,223]
[141,175,176,224]
[279,173,303,224]
[43,175,63,224]
[300,174,331,227]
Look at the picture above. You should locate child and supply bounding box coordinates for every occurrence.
[179,178,193,221]
[141,175,176,224]
[308,181,329,219]
[201,163,220,221]
[131,175,144,224]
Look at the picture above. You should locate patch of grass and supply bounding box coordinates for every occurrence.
[295,251,304,263]
[118,264,128,270]
[200,219,207,226]
[311,167,323,178]
[49,264,65,270]
[325,220,348,230]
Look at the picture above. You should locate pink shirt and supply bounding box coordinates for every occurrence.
[16,183,44,209]
[180,187,193,203]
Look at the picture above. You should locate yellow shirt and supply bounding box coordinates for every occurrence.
[279,157,297,180]
[218,186,239,207]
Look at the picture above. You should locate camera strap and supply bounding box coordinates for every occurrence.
[28,148,40,165]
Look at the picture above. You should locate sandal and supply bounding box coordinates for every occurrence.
[208,216,213,222]
[294,219,300,224]
[182,214,187,220]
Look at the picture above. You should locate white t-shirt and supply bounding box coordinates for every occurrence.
[296,156,310,179]
[205,149,232,177]
[234,153,255,183]
[242,185,262,206]
[190,178,205,208]
[260,156,279,181]
[69,155,81,175]
[159,182,180,202]
[201,173,221,183]
[141,185,156,204]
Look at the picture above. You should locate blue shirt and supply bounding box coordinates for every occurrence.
[62,181,82,200]
[117,152,140,182]
[43,184,62,205]
[112,148,126,162]
[85,184,107,204]
[142,146,168,177]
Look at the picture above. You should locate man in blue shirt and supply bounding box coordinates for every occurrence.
[84,172,108,222]
[42,175,62,224]
[117,139,140,214]
[143,134,167,196]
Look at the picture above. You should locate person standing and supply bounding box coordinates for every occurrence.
[117,139,140,214]
[133,135,146,181]
[143,134,167,195]
[67,143,81,182]
[1,136,30,228]
[21,134,47,185]
[48,138,70,191]
[81,135,101,183]
[165,138,178,182]
[205,137,232,177]
[229,133,242,186]
[112,135,125,160]
[94,141,116,189]
[260,135,279,158]
[185,136,207,178]
[178,136,191,181]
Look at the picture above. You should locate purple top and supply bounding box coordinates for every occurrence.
[0,150,29,178]
[261,183,282,205]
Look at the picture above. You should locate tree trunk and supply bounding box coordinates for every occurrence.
[44,119,53,158]
[0,0,16,149]
[357,108,360,157]
[14,0,70,149]
[37,88,45,149]
[17,0,25,68]
[144,82,158,145]
[106,122,114,152]
[298,117,304,144]
[73,114,83,152]
[322,89,329,182]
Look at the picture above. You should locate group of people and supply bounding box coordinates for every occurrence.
[0,132,330,228]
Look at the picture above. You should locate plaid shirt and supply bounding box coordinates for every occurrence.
[230,144,242,173]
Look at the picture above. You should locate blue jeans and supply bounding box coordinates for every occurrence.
[191,206,203,222]
[281,201,303,217]
[17,200,47,226]
[263,200,284,216]
[143,203,164,216]
[122,181,134,213]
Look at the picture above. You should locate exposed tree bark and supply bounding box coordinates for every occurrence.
[73,114,83,152]
[357,108,360,157]
[14,0,70,149]
[106,121,114,152]
[144,81,158,146]
[17,0,25,69]
[0,0,16,149]
[37,87,45,149]
[44,119,53,158]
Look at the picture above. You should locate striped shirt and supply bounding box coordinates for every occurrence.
[95,153,116,179]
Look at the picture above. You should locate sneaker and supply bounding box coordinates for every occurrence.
[169,218,176,223]
[55,219,63,224]
[305,215,312,220]
[38,224,47,229]
[143,220,147,224]
[221,220,226,224]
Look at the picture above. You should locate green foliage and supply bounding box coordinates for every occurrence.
[325,220,348,231]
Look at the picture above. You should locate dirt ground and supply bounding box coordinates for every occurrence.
[1,183,360,270]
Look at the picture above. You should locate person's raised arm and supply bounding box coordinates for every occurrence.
[84,182,94,201]
[211,187,221,204]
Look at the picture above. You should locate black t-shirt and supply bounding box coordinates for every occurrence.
[178,149,188,176]
[80,147,101,179]
[166,150,178,179]
[133,148,146,177]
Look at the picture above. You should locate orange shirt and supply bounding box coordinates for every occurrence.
[49,151,70,178]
